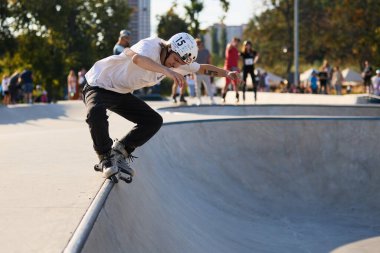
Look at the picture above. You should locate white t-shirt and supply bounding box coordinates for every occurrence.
[373,76,380,95]
[1,77,10,92]
[85,37,200,94]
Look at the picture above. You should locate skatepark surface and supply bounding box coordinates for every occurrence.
[1,92,380,253]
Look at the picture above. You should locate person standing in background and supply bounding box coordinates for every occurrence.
[372,69,380,96]
[222,37,241,103]
[194,39,215,105]
[332,66,344,95]
[1,74,10,105]
[8,72,19,104]
[318,61,329,94]
[113,29,131,55]
[362,60,374,94]
[240,40,259,101]
[67,69,78,100]
[78,68,87,100]
[19,69,33,103]
[309,70,319,94]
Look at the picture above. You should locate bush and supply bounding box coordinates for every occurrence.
[159,77,174,96]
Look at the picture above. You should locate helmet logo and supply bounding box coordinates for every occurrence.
[175,37,186,47]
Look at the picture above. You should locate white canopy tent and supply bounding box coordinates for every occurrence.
[342,68,363,86]
[300,68,316,83]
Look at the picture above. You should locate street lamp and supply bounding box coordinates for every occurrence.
[294,0,299,87]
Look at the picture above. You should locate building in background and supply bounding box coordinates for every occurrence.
[128,0,150,45]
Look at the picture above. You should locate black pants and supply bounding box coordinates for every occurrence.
[242,67,256,100]
[83,84,163,156]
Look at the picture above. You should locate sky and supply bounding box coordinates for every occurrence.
[150,0,266,36]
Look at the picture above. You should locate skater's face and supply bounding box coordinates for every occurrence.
[164,51,186,68]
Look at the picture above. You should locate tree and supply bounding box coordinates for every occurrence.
[219,24,227,58]
[211,26,219,55]
[156,5,189,39]
[183,0,230,38]
[183,0,203,38]
[0,0,132,100]
[243,0,380,75]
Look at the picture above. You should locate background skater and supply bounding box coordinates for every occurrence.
[240,40,259,101]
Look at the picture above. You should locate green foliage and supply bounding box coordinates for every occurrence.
[219,25,227,57]
[159,77,174,96]
[211,53,224,68]
[0,0,132,99]
[244,0,380,76]
[156,5,189,39]
[211,26,219,55]
[184,0,203,38]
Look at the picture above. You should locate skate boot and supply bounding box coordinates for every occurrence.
[179,95,187,104]
[94,151,120,182]
[112,140,136,183]
[221,93,226,103]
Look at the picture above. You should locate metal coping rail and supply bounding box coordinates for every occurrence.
[63,179,114,253]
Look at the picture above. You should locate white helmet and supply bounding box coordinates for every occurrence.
[168,33,198,64]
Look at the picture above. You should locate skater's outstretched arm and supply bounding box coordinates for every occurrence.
[123,48,186,87]
[197,64,240,81]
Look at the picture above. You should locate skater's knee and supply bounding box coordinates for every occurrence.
[152,113,163,129]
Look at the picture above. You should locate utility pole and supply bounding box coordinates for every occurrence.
[294,0,299,87]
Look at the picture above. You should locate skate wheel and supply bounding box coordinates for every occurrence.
[109,175,119,183]
[120,176,132,184]
[94,164,102,172]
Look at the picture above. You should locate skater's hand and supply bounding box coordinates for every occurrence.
[227,71,241,81]
[165,69,185,88]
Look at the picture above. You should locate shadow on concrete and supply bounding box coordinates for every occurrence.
[0,102,79,125]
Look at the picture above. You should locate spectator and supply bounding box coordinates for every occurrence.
[222,37,241,103]
[8,72,19,104]
[186,74,196,97]
[33,85,48,103]
[362,60,374,93]
[78,68,87,100]
[373,69,380,96]
[309,70,319,94]
[1,74,10,105]
[332,66,344,95]
[113,29,131,55]
[318,62,329,94]
[194,39,215,105]
[171,78,188,104]
[20,69,33,103]
[240,40,259,101]
[67,69,78,100]
[323,60,333,90]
